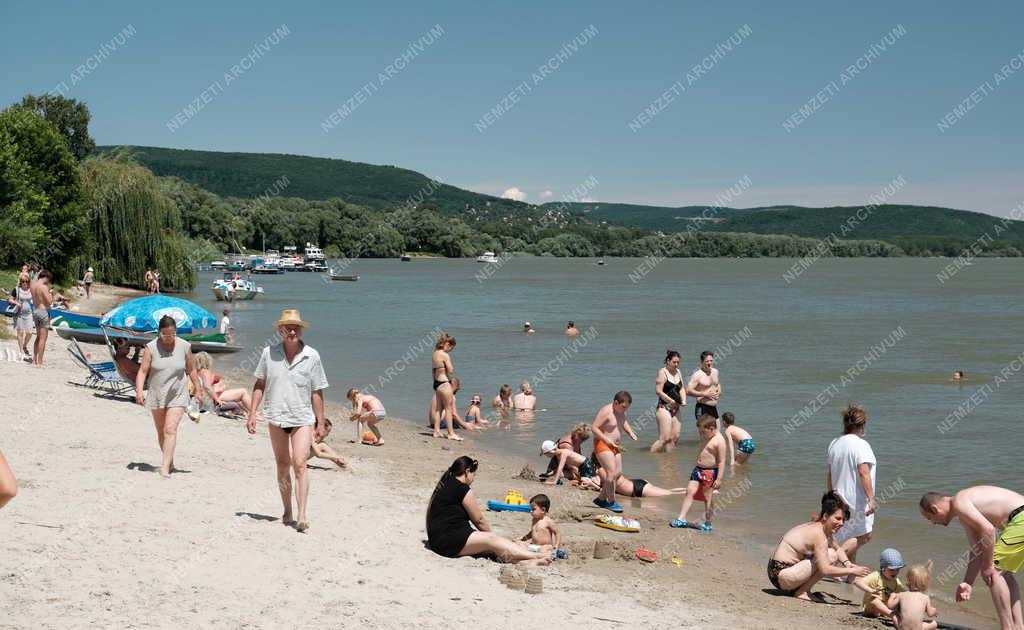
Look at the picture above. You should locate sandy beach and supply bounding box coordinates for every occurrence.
[0,287,995,629]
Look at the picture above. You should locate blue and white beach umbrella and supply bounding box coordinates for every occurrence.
[100,295,217,332]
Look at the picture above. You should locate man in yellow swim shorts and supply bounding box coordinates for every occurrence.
[920,486,1024,630]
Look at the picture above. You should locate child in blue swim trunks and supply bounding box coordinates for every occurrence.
[722,412,755,470]
[671,414,725,532]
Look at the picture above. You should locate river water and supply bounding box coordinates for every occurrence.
[191,257,1022,623]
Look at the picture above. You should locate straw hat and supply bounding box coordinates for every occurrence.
[274,308,310,328]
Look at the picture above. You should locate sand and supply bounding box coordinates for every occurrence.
[0,286,995,628]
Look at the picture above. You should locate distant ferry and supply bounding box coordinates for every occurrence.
[476,251,498,263]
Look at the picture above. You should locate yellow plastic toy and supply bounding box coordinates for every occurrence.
[503,490,526,505]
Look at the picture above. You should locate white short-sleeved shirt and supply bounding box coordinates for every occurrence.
[254,342,328,428]
[219,316,230,334]
[827,433,877,541]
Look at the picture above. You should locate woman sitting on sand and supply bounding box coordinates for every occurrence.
[512,381,536,410]
[426,456,551,566]
[193,351,252,414]
[492,384,513,409]
[768,491,871,601]
[539,424,592,483]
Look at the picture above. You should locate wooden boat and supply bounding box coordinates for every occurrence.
[330,274,359,282]
[55,325,243,354]
[49,308,104,328]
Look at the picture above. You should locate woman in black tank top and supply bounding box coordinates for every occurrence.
[651,350,685,453]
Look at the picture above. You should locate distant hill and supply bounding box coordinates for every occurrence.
[95,145,529,218]
[546,201,1024,241]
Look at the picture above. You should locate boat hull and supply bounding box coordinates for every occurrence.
[212,287,259,301]
[55,326,243,354]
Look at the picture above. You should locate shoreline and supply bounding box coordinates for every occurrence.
[0,284,995,629]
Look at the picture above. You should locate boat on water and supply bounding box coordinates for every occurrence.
[330,274,359,281]
[400,255,411,262]
[280,245,303,271]
[209,260,227,270]
[303,242,327,272]
[55,325,242,354]
[211,273,264,301]
[596,259,606,266]
[476,251,499,263]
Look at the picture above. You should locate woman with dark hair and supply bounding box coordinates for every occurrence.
[651,350,685,452]
[767,491,870,601]
[135,315,203,478]
[426,456,551,565]
[826,404,877,565]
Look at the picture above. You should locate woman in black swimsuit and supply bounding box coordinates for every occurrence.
[651,350,685,453]
[430,333,462,441]
[426,456,551,565]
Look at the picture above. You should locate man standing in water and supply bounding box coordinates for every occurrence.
[591,391,638,513]
[920,486,1024,630]
[687,351,721,424]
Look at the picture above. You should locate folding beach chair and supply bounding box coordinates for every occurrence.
[66,337,134,398]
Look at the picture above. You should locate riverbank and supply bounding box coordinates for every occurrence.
[0,328,995,628]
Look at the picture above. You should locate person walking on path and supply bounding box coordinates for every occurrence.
[827,404,877,566]
[247,309,328,533]
[82,267,94,299]
[135,315,204,478]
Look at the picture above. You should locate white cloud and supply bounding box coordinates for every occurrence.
[501,187,527,202]
[540,190,553,199]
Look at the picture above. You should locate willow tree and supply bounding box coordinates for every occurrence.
[72,158,195,290]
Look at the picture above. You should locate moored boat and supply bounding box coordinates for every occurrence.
[330,274,359,281]
[211,273,264,301]
[55,325,242,354]
[476,251,498,263]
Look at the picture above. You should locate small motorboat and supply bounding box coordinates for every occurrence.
[400,254,411,262]
[330,274,359,282]
[476,251,498,263]
[596,259,606,266]
[211,273,264,301]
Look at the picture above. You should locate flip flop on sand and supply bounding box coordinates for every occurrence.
[635,549,657,563]
[446,434,463,441]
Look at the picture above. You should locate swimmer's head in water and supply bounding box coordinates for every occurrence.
[499,384,512,398]
[567,320,574,328]
[953,370,964,380]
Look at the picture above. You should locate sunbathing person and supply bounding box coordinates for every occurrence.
[193,351,252,413]
[768,491,871,601]
[113,338,142,382]
[580,459,687,498]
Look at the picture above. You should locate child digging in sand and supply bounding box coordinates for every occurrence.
[722,411,755,470]
[888,562,938,630]
[517,494,561,554]
[309,419,346,468]
[671,414,726,532]
[347,388,385,445]
[853,547,907,620]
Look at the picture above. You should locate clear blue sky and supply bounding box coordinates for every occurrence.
[4,1,1023,216]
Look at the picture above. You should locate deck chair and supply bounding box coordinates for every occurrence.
[66,337,134,398]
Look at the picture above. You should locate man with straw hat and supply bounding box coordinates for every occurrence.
[247,309,328,533]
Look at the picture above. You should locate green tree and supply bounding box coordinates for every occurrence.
[0,106,85,275]
[73,158,195,290]
[19,94,96,160]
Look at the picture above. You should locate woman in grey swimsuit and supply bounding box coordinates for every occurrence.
[135,315,203,478]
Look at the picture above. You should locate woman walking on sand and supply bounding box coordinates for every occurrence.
[8,273,34,358]
[430,333,462,441]
[826,404,877,566]
[82,267,94,300]
[247,309,328,533]
[651,350,685,452]
[135,315,204,478]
